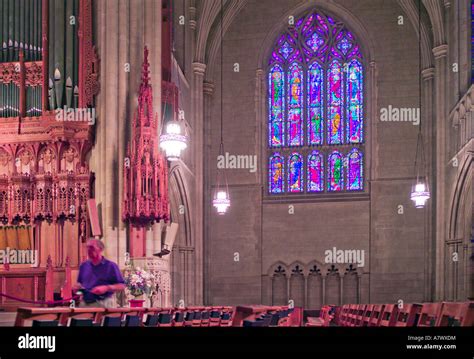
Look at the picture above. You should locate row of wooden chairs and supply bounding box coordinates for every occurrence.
[14,306,235,327]
[305,305,336,327]
[241,308,295,327]
[335,302,474,327]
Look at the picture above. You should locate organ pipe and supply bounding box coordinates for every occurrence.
[0,0,83,118]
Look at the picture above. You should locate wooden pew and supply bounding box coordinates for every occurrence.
[338,305,349,326]
[231,305,271,327]
[172,309,185,327]
[368,304,385,327]
[395,303,422,327]
[100,307,147,327]
[59,307,105,327]
[209,307,223,327]
[200,307,211,327]
[361,304,374,327]
[435,302,474,327]
[221,306,234,326]
[288,306,303,327]
[332,306,342,326]
[305,305,333,327]
[379,304,398,327]
[417,303,443,327]
[353,304,366,327]
[142,308,161,327]
[15,307,71,327]
[347,304,358,327]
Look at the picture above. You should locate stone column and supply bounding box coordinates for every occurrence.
[286,275,290,303]
[357,274,362,303]
[93,0,162,267]
[203,80,215,304]
[191,62,206,305]
[321,276,326,305]
[433,44,448,301]
[339,275,343,305]
[304,275,308,308]
[153,220,164,255]
[94,0,122,264]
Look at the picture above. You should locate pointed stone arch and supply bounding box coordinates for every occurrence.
[307,260,324,309]
[268,261,289,306]
[169,164,195,306]
[289,261,305,307]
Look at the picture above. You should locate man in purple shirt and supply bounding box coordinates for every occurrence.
[73,239,125,308]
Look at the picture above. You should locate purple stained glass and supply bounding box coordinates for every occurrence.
[328,151,343,192]
[288,153,303,193]
[269,154,284,194]
[308,62,323,145]
[302,14,314,33]
[288,63,303,146]
[267,11,364,195]
[308,151,324,192]
[327,60,344,145]
[269,65,285,147]
[347,148,363,191]
[279,41,294,59]
[337,35,352,55]
[346,59,363,143]
[306,32,324,52]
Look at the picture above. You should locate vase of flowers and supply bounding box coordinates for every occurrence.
[124,267,156,308]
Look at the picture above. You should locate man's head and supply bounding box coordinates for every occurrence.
[86,239,105,263]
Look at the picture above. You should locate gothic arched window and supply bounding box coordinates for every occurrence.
[268,11,364,195]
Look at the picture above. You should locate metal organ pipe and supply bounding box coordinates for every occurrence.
[0,0,44,118]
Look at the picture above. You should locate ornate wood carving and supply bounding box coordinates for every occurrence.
[123,47,170,257]
[78,0,100,108]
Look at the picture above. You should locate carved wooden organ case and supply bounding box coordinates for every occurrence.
[0,0,99,269]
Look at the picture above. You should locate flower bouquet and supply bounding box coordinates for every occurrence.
[124,267,156,307]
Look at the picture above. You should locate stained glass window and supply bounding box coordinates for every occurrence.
[308,62,323,145]
[327,60,343,145]
[288,153,303,193]
[268,11,365,195]
[346,60,363,143]
[269,65,285,147]
[308,151,324,192]
[269,154,284,194]
[347,148,363,191]
[328,151,343,192]
[288,63,303,146]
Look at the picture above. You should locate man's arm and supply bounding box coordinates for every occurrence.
[106,283,125,292]
[89,261,125,295]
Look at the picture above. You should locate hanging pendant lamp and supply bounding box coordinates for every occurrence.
[410,0,430,208]
[160,29,188,161]
[213,0,230,215]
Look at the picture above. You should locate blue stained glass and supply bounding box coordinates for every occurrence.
[288,153,303,193]
[279,41,294,59]
[306,32,324,52]
[346,59,363,143]
[287,63,303,146]
[347,148,363,191]
[337,34,352,55]
[327,60,343,145]
[269,65,285,147]
[267,11,365,195]
[328,151,343,192]
[308,62,323,145]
